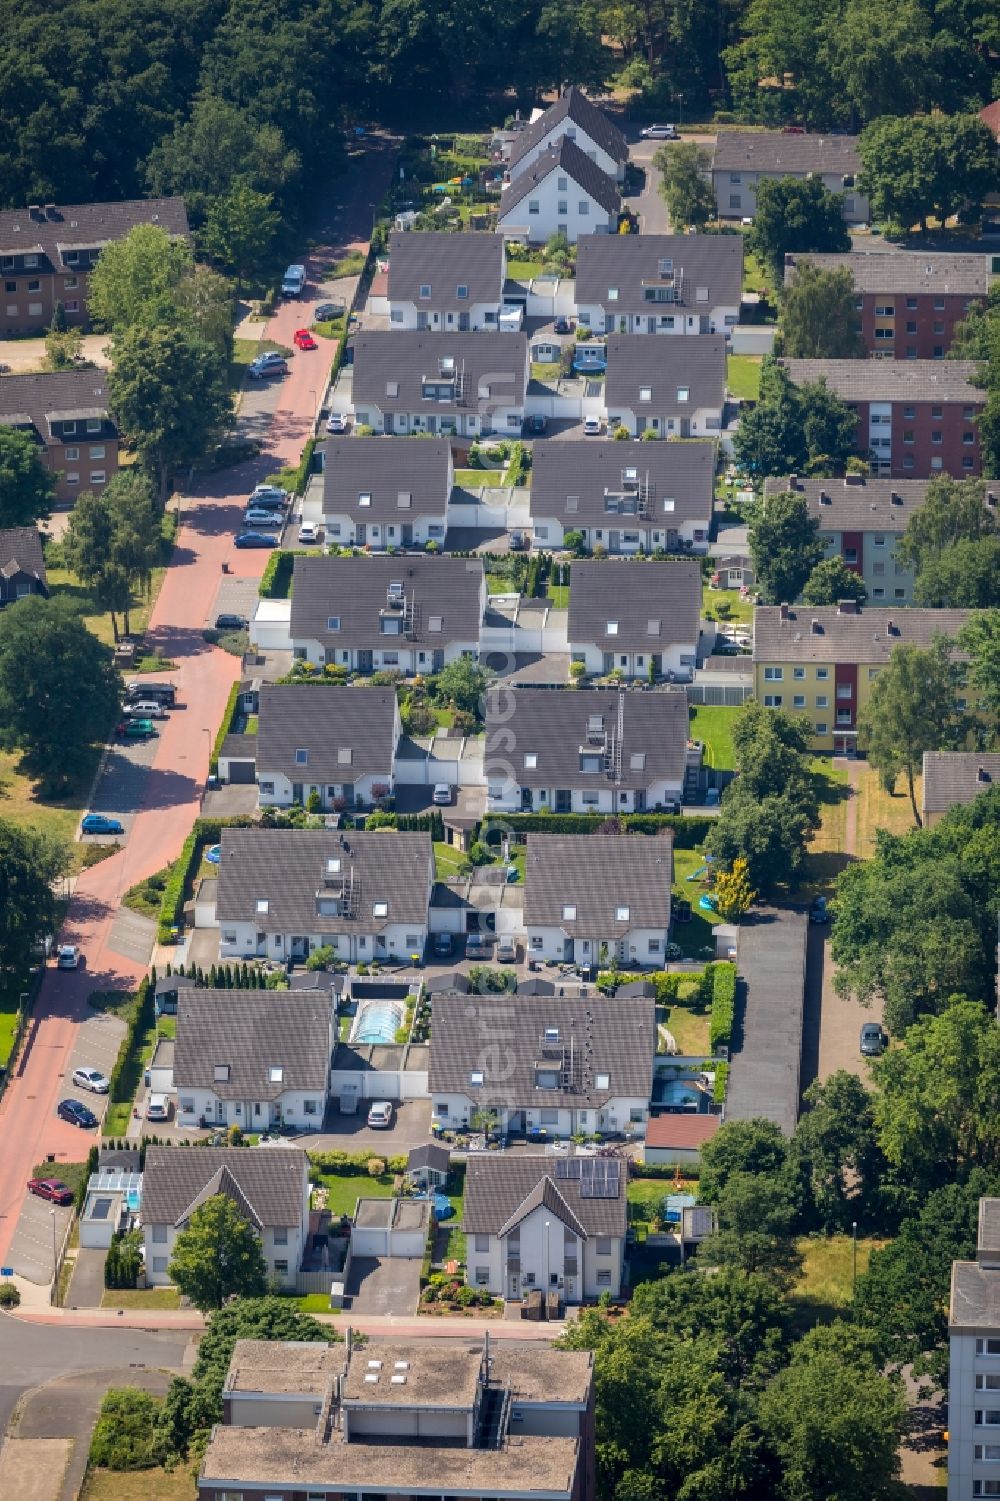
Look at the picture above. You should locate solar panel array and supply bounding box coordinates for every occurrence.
[555,1158,582,1180]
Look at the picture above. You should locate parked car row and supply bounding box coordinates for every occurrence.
[236,483,289,550]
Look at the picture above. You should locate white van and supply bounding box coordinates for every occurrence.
[282,264,306,297]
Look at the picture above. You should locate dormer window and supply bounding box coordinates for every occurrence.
[419,284,431,298]
[616,905,630,922]
[677,386,690,403]
[372,901,388,918]
[295,748,309,765]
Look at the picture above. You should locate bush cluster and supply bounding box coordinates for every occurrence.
[483,813,715,848]
[709,962,737,1051]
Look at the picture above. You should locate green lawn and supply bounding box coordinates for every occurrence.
[672,847,722,958]
[688,705,740,770]
[82,1469,196,1501]
[33,1158,88,1200]
[289,1292,341,1313]
[455,468,505,488]
[546,582,570,608]
[627,1176,697,1237]
[313,1171,397,1217]
[790,1234,883,1329]
[742,248,773,297]
[506,259,544,280]
[531,362,561,383]
[727,354,762,401]
[0,743,94,869]
[661,1003,711,1055]
[703,580,754,626]
[434,841,470,879]
[101,1287,181,1310]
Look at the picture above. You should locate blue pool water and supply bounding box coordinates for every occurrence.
[660,1079,703,1111]
[127,1190,141,1212]
[354,1001,403,1044]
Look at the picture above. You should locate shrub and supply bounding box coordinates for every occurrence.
[709,962,737,1051]
[713,1060,730,1104]
[209,682,242,775]
[366,810,398,830]
[569,661,586,680]
[305,945,337,971]
[482,812,715,848]
[89,1387,167,1470]
[367,1157,386,1177]
[0,1282,20,1308]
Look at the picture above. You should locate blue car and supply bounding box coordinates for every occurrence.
[234,532,279,549]
[58,1098,98,1129]
[81,814,124,836]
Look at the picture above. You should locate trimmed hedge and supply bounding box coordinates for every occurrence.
[156,816,256,942]
[712,1060,729,1104]
[209,681,241,775]
[106,977,155,1108]
[599,968,711,1005]
[632,1160,701,1181]
[308,1150,408,1178]
[709,962,737,1051]
[260,549,299,599]
[483,813,715,848]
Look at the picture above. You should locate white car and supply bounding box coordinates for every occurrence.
[367,1101,393,1129]
[244,508,283,528]
[125,700,168,719]
[56,945,80,970]
[326,412,350,434]
[73,1066,109,1094]
[146,1093,171,1121]
[432,783,453,805]
[583,416,603,436]
[640,123,678,140]
[298,522,320,544]
[250,485,289,506]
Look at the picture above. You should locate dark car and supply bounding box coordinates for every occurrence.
[553,318,574,334]
[509,529,527,551]
[314,301,346,322]
[57,1098,98,1129]
[433,932,454,958]
[526,414,548,434]
[809,896,830,924]
[81,814,124,835]
[860,1023,888,1057]
[27,1177,74,1205]
[215,613,248,631]
[235,532,279,549]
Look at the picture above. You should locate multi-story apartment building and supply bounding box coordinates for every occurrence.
[0,197,188,336]
[574,233,743,336]
[0,371,120,504]
[784,252,989,359]
[712,132,869,223]
[922,753,1000,827]
[779,359,984,478]
[753,601,971,753]
[949,1197,1000,1501]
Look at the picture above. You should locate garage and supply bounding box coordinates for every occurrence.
[350,1196,430,1259]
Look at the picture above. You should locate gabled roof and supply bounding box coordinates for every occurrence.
[179,1163,264,1230]
[173,986,334,1098]
[0,371,117,444]
[921,752,1000,815]
[712,130,861,176]
[779,358,983,404]
[429,991,656,1108]
[406,1142,451,1174]
[289,553,484,650]
[530,437,715,527]
[508,87,628,171]
[0,526,46,586]
[256,684,397,784]
[645,1113,720,1149]
[753,603,971,665]
[485,687,689,790]
[215,827,433,935]
[0,197,189,269]
[785,250,989,297]
[141,1146,307,1230]
[604,333,727,415]
[351,330,528,413]
[523,833,672,932]
[463,1154,626,1239]
[500,137,622,219]
[567,557,703,651]
[322,436,451,521]
[386,231,505,307]
[762,474,939,533]
[576,233,743,313]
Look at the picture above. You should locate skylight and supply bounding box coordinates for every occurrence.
[524,752,537,768]
[256,898,269,914]
[470,1069,484,1085]
[595,1072,610,1089]
[327,857,341,874]
[606,621,619,636]
[269,1066,283,1083]
[562,905,577,920]
[372,901,388,918]
[677,386,690,403]
[616,905,630,921]
[358,492,372,507]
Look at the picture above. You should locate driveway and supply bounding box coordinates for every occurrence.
[627,141,671,235]
[313,1099,433,1154]
[802,926,884,1089]
[345,1255,421,1316]
[58,1012,127,1126]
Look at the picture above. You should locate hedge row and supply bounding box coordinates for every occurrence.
[599,968,711,1005]
[308,1150,409,1178]
[633,1159,701,1181]
[156,816,256,942]
[483,813,715,848]
[712,1060,729,1105]
[209,681,242,775]
[709,962,737,1051]
[106,977,155,1108]
[260,549,299,599]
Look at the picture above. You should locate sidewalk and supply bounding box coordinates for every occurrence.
[9,1305,568,1339]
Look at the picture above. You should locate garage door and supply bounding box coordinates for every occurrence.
[226,759,256,784]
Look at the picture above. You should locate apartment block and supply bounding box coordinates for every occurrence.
[949,1198,1000,1500]
[0,371,119,504]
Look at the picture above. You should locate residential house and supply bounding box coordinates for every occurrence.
[642,1114,721,1165]
[429,989,656,1139]
[947,1197,1000,1501]
[0,526,47,606]
[485,687,690,814]
[530,438,715,553]
[141,1145,310,1288]
[214,826,435,965]
[463,1154,628,1302]
[289,553,486,672]
[386,231,506,329]
[575,233,743,337]
[523,832,673,967]
[753,601,971,753]
[321,435,452,548]
[921,752,1000,827]
[779,358,985,478]
[497,138,621,245]
[505,86,628,184]
[0,371,119,504]
[784,252,989,359]
[761,473,949,604]
[712,132,869,223]
[603,334,727,438]
[347,330,528,438]
[173,987,335,1131]
[0,196,189,336]
[254,684,401,811]
[567,557,704,679]
[202,1335,596,1501]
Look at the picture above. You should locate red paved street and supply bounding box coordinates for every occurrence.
[0,138,398,1271]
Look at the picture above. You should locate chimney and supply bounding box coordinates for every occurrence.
[819,490,831,504]
[890,491,902,505]
[788,474,799,490]
[837,599,858,615]
[886,618,898,635]
[978,766,992,784]
[779,603,790,620]
[987,491,998,508]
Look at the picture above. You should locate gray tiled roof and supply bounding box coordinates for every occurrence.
[785,251,990,296]
[429,991,656,1109]
[322,436,450,522]
[576,233,743,313]
[351,330,527,413]
[485,687,689,790]
[386,231,504,307]
[712,131,861,176]
[762,475,935,532]
[463,1154,627,1238]
[530,438,715,527]
[950,1260,1000,1331]
[0,526,46,584]
[215,827,433,934]
[725,910,807,1136]
[501,137,622,219]
[174,987,333,1099]
[981,1199,1000,1257]
[780,358,984,404]
[508,86,628,171]
[0,197,189,269]
[567,557,703,651]
[921,752,1000,814]
[753,603,971,664]
[289,554,484,650]
[604,334,727,414]
[256,684,397,784]
[141,1146,307,1230]
[523,833,672,932]
[0,371,117,443]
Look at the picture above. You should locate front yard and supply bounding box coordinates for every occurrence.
[100,1287,181,1310]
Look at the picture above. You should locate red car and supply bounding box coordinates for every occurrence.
[27,1177,74,1205]
[293,328,318,350]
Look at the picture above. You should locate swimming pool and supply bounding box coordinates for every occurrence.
[353,1000,404,1045]
[660,1079,704,1111]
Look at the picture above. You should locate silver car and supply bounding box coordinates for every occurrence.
[72,1066,109,1093]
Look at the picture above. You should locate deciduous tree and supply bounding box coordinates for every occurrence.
[714,856,756,921]
[654,142,715,229]
[802,556,867,606]
[781,263,864,359]
[959,609,1000,725]
[87,223,195,333]
[856,637,965,824]
[748,491,824,604]
[0,426,56,528]
[0,818,70,976]
[202,184,280,292]
[858,113,1000,232]
[746,176,850,284]
[167,1193,268,1311]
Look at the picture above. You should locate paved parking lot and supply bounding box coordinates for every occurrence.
[84,725,161,838]
[58,1011,127,1127]
[312,1099,433,1154]
[5,1193,75,1285]
[212,575,261,629]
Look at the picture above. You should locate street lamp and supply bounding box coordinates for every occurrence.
[851,1219,858,1297]
[677,93,685,128]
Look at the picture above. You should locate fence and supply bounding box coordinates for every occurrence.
[687,681,752,706]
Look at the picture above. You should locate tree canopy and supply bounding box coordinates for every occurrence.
[858,113,999,233]
[0,426,56,529]
[856,636,966,824]
[748,489,824,604]
[735,361,858,482]
[781,263,864,359]
[654,142,715,230]
[167,1193,268,1311]
[746,178,851,285]
[0,818,71,977]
